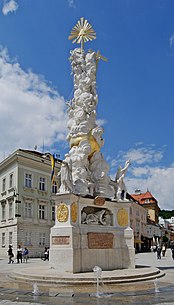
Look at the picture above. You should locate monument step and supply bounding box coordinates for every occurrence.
[8,267,165,285]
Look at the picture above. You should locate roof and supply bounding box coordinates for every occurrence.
[0,148,62,168]
[19,149,62,162]
[19,149,44,158]
[131,191,158,204]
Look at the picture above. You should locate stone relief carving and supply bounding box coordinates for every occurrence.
[81,206,112,226]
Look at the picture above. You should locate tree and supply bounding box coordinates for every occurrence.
[159,210,174,219]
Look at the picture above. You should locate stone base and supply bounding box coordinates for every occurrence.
[49,193,135,273]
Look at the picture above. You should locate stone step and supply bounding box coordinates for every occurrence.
[9,267,165,285]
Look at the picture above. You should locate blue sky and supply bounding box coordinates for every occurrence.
[1,0,174,209]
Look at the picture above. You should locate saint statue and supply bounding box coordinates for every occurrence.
[115,160,131,200]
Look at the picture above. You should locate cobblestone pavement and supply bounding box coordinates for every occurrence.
[0,249,173,304]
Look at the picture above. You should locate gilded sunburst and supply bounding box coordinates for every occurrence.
[68,17,96,51]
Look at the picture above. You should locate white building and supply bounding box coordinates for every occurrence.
[159,216,174,228]
[158,216,170,228]
[0,149,61,258]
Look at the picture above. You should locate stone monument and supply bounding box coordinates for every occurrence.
[49,17,135,273]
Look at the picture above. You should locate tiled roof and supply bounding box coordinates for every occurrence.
[131,191,157,204]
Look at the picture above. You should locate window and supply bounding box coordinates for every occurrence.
[39,233,45,245]
[2,233,5,247]
[136,210,140,217]
[9,232,12,245]
[9,201,13,219]
[1,203,6,220]
[52,206,55,221]
[145,199,150,203]
[52,181,57,194]
[39,205,45,220]
[39,177,46,191]
[25,202,32,218]
[25,173,32,188]
[136,222,140,231]
[2,178,6,192]
[24,232,32,246]
[9,173,13,189]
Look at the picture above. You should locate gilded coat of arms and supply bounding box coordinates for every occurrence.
[57,203,69,222]
[117,208,128,227]
[71,202,78,223]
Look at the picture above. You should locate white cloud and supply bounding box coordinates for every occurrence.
[108,144,174,210]
[127,166,174,210]
[110,158,117,168]
[2,0,18,15]
[96,118,107,126]
[170,33,174,47]
[68,0,75,8]
[130,166,150,177]
[118,145,163,165]
[109,144,164,178]
[117,143,165,165]
[0,47,67,161]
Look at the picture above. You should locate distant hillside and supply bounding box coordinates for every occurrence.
[159,210,174,219]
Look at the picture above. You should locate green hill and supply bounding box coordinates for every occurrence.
[159,210,174,219]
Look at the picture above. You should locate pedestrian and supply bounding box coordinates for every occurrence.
[171,248,174,260]
[153,245,157,253]
[162,245,166,257]
[7,245,14,264]
[43,247,49,261]
[23,247,29,263]
[17,245,23,263]
[157,247,161,259]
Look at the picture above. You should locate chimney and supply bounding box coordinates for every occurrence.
[135,189,141,195]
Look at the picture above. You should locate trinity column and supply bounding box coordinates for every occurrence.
[49,18,134,273]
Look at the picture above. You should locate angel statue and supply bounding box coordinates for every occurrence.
[115,159,131,200]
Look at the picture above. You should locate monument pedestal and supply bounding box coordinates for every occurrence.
[49,193,135,273]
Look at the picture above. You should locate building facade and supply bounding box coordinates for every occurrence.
[0,149,61,258]
[131,190,160,223]
[128,195,147,252]
[130,190,161,250]
[159,216,174,244]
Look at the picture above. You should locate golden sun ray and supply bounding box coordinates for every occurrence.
[68,17,96,51]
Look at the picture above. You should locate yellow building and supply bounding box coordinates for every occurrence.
[127,194,147,252]
[131,190,160,224]
[130,190,161,251]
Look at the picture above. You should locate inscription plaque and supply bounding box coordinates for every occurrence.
[52,236,70,245]
[88,232,113,249]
